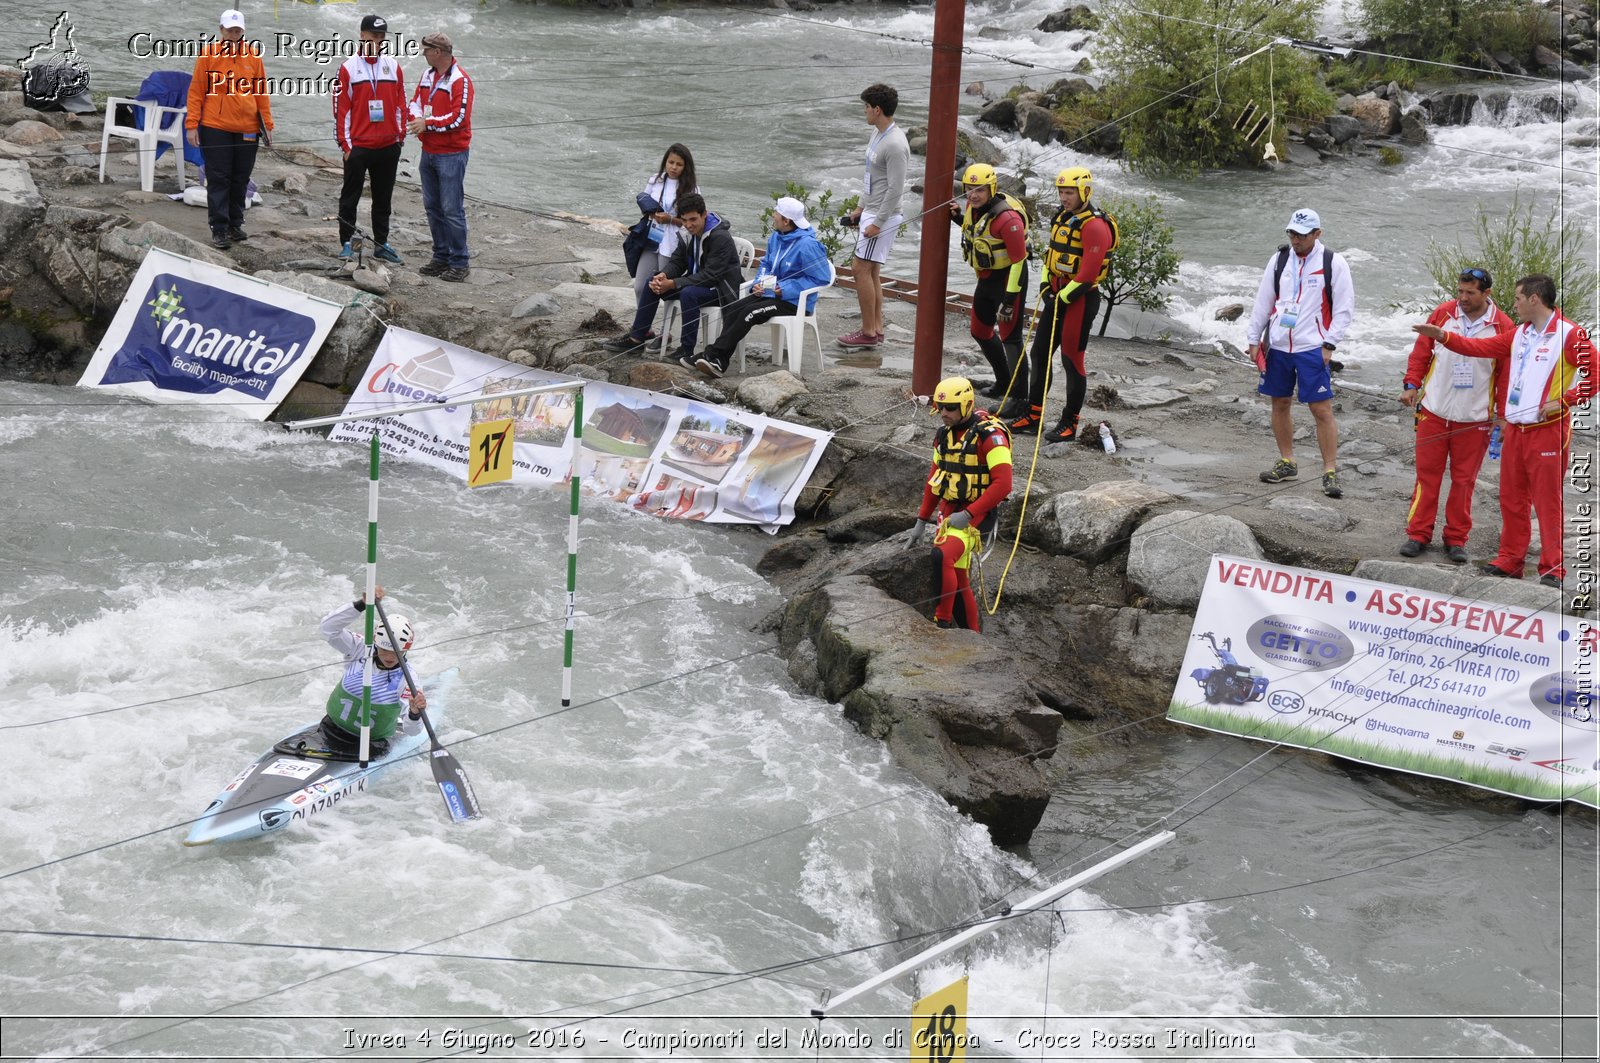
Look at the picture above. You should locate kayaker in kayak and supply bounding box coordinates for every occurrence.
[319,586,427,756]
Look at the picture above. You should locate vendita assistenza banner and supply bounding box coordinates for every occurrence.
[78,248,343,419]
[1169,555,1596,806]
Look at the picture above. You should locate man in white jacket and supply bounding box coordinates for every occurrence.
[1244,208,1356,498]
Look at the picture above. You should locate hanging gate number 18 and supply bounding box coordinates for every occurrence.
[910,975,970,1062]
[469,417,514,486]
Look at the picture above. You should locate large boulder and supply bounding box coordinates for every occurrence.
[1323,114,1364,145]
[1350,94,1400,136]
[1352,560,1582,616]
[251,269,384,389]
[821,438,927,517]
[1034,479,1175,563]
[780,576,1062,844]
[735,368,807,415]
[0,158,44,252]
[977,96,1017,132]
[1399,107,1429,145]
[1127,510,1264,609]
[1013,100,1059,146]
[3,119,61,146]
[1037,5,1100,33]
[1424,91,1480,126]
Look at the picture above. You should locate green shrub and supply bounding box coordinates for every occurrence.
[1092,195,1181,335]
[1422,195,1597,327]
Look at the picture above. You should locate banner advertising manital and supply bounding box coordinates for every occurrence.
[1168,555,1597,807]
[78,248,343,420]
[328,327,834,529]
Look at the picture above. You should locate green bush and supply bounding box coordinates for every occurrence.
[1099,0,1333,174]
[1092,195,1181,336]
[1422,195,1597,328]
[1358,0,1556,64]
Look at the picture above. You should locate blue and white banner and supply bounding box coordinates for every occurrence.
[78,248,343,420]
[1169,555,1598,807]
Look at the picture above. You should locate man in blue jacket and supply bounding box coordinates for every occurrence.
[648,193,743,362]
[682,196,832,378]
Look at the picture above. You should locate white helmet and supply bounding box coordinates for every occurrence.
[374,614,414,654]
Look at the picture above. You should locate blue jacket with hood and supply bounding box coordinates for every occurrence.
[754,224,832,314]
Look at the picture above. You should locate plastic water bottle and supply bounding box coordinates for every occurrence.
[1487,425,1502,460]
[1099,422,1116,454]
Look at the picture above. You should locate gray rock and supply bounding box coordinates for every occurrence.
[1350,95,1400,136]
[567,364,610,382]
[978,98,1017,131]
[253,269,383,389]
[1037,5,1099,33]
[1036,479,1175,563]
[1352,560,1580,616]
[824,439,928,517]
[0,158,45,251]
[1267,495,1355,532]
[1214,302,1245,322]
[779,576,1061,844]
[1128,510,1265,609]
[101,220,232,269]
[1424,91,1480,126]
[889,424,919,444]
[1324,113,1364,145]
[0,318,36,360]
[1399,107,1429,145]
[349,266,390,296]
[274,172,308,195]
[1336,93,1357,114]
[735,368,808,415]
[1014,100,1058,146]
[1117,386,1188,409]
[511,292,560,318]
[1303,128,1335,153]
[3,119,61,145]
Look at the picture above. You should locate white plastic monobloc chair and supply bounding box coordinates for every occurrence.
[734,260,836,377]
[658,235,757,359]
[98,97,188,193]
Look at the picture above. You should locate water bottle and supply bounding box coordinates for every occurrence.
[1099,422,1116,454]
[1487,425,1502,461]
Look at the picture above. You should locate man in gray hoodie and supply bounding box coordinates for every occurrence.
[648,192,744,362]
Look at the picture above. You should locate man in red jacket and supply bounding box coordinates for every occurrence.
[333,14,406,263]
[408,31,473,282]
[1413,274,1597,586]
[1398,267,1514,562]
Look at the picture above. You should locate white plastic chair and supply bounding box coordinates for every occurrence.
[99,97,188,192]
[658,236,757,358]
[734,260,836,377]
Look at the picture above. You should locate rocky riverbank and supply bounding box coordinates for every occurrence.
[0,77,1590,845]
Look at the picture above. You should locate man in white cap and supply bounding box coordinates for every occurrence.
[681,196,832,378]
[185,9,273,250]
[1244,208,1356,498]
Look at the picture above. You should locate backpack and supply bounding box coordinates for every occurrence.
[1272,244,1335,318]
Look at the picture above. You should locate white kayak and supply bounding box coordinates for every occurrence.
[184,669,458,846]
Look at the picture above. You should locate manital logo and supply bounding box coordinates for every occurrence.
[154,285,306,375]
[19,12,90,106]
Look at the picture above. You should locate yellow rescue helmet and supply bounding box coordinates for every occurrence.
[931,376,976,419]
[961,163,998,194]
[1055,165,1092,200]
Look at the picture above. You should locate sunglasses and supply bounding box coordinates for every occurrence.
[935,402,964,412]
[1459,268,1491,285]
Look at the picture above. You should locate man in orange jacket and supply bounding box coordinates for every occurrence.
[1413,274,1597,586]
[185,9,273,250]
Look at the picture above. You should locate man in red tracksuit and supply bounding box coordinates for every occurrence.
[1413,273,1597,587]
[1398,267,1514,562]
[408,30,474,282]
[333,14,407,263]
[895,377,1013,632]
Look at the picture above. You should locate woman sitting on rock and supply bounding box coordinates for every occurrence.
[605,143,700,353]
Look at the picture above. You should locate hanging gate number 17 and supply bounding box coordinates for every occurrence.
[469,417,514,486]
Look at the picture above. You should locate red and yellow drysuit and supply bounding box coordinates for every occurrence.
[917,413,1013,630]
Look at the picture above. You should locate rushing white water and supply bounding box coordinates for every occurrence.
[4,2,1598,1059]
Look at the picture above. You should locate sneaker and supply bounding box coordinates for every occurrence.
[440,267,470,283]
[1043,419,1080,444]
[1445,545,1470,564]
[677,351,699,371]
[1009,414,1041,435]
[418,259,449,277]
[338,241,353,260]
[1260,458,1298,483]
[666,345,693,364]
[871,332,885,343]
[1539,573,1562,589]
[1479,562,1520,578]
[1398,538,1425,558]
[694,353,728,378]
[210,232,231,250]
[602,334,648,353]
[226,228,248,242]
[836,329,879,348]
[372,243,403,264]
[1321,470,1342,498]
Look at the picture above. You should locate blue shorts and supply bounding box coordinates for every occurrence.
[1258,346,1334,403]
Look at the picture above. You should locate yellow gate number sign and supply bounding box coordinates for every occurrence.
[469,418,514,486]
[909,975,968,1063]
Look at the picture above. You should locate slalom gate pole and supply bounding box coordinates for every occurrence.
[360,433,380,767]
[562,387,583,708]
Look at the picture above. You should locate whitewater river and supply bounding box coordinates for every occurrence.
[3,1,1597,1060]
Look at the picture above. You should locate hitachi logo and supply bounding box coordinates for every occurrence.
[161,316,302,374]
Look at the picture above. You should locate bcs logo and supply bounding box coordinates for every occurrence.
[1266,690,1304,714]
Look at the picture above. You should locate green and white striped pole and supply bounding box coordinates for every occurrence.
[562,386,583,707]
[360,432,380,767]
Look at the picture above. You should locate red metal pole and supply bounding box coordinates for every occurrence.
[911,0,964,400]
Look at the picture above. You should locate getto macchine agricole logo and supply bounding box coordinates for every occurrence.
[99,273,317,399]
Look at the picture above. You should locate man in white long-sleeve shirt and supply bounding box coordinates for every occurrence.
[838,83,909,349]
[1244,208,1356,499]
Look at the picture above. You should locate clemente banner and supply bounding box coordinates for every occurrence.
[78,248,343,419]
[1168,555,1597,806]
[329,327,834,528]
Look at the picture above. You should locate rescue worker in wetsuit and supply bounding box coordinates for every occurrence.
[1008,166,1118,441]
[948,164,1029,401]
[896,377,1014,631]
[318,586,426,756]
